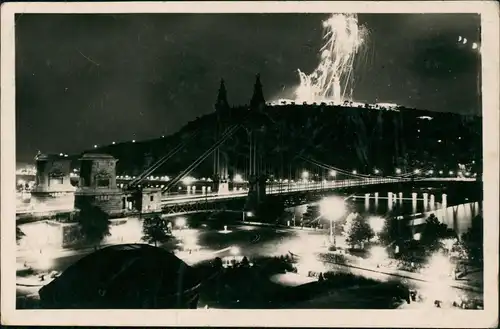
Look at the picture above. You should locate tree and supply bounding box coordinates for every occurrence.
[76,205,112,248]
[378,216,413,249]
[213,257,223,270]
[460,215,483,263]
[378,217,400,246]
[420,214,456,253]
[141,215,172,247]
[16,226,25,244]
[240,256,250,268]
[342,214,375,249]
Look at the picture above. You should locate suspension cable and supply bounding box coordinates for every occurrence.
[162,124,242,193]
[127,129,201,189]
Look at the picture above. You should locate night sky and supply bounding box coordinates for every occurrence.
[15,13,481,163]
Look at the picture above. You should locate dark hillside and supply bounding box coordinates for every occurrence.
[84,104,482,180]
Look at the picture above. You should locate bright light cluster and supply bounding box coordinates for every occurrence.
[458,35,480,52]
[295,14,369,104]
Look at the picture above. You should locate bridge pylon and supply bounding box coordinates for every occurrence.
[213,79,231,194]
[244,174,267,216]
[244,73,269,217]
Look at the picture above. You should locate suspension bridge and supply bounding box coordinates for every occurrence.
[18,75,480,219]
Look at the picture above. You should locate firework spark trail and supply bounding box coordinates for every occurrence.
[295,14,369,104]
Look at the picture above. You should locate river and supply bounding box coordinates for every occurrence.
[287,188,482,237]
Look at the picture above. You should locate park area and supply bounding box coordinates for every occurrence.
[16,206,484,310]
[194,255,411,309]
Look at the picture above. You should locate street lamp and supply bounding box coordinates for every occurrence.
[395,168,402,175]
[369,245,388,267]
[182,176,196,185]
[233,174,243,183]
[230,245,240,263]
[414,169,421,174]
[374,169,380,174]
[368,216,385,235]
[442,238,456,254]
[329,170,337,178]
[175,217,187,229]
[426,252,453,280]
[319,197,346,246]
[301,171,309,180]
[230,246,240,255]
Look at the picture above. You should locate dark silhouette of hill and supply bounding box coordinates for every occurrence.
[83,103,481,180]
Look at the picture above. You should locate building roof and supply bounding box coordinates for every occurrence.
[35,153,70,161]
[39,244,201,309]
[79,153,116,160]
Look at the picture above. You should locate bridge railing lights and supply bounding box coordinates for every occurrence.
[182,176,196,185]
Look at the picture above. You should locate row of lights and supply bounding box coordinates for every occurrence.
[415,130,465,142]
[114,165,476,184]
[96,135,169,149]
[92,125,468,151]
[302,168,471,177]
[370,168,475,176]
[458,36,480,51]
[115,173,335,184]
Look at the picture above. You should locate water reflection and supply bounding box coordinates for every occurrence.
[292,191,482,237]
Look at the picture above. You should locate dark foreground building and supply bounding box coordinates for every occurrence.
[39,244,200,309]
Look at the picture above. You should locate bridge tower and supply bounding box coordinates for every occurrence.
[31,153,76,212]
[74,153,125,215]
[213,79,231,194]
[245,74,268,217]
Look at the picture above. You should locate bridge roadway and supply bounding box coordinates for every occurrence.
[15,177,476,215]
[160,177,477,206]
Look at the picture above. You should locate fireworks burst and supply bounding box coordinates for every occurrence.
[295,14,369,104]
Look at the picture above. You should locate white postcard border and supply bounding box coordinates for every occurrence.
[1,1,498,327]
